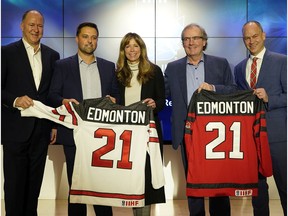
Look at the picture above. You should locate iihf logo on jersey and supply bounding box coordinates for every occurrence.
[122,200,140,207]
[235,189,253,196]
[185,122,191,129]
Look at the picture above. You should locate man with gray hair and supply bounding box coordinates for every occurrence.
[165,23,236,216]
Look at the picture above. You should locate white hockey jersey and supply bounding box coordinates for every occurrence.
[21,97,165,207]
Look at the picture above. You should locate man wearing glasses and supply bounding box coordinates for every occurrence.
[165,23,236,216]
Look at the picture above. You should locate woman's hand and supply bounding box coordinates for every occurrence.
[142,98,156,109]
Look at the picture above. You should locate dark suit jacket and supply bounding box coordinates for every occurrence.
[234,50,287,143]
[47,54,119,146]
[165,54,237,149]
[1,39,60,143]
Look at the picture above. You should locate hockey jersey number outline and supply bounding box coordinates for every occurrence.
[206,121,243,159]
[93,128,133,169]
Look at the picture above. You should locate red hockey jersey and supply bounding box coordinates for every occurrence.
[184,90,272,197]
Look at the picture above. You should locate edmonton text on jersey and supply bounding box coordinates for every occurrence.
[86,107,147,124]
[197,101,254,115]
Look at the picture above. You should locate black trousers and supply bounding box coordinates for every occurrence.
[3,121,49,216]
[253,141,287,216]
[180,143,231,216]
[187,196,231,216]
[63,145,113,216]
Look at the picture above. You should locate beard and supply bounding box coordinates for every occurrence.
[80,45,96,55]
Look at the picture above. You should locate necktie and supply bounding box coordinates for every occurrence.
[250,57,257,89]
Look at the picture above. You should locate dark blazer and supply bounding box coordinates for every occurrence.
[118,64,166,205]
[234,50,287,143]
[165,54,237,150]
[47,54,119,146]
[1,40,60,143]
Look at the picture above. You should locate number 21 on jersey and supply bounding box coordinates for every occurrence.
[206,122,244,160]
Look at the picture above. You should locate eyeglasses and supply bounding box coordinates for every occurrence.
[183,36,203,42]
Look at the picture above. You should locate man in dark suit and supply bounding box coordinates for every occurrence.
[234,20,287,216]
[1,10,60,216]
[164,23,236,216]
[47,22,119,216]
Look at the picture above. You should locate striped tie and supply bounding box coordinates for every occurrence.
[250,57,257,89]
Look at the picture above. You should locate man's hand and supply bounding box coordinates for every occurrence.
[50,129,57,145]
[62,98,79,105]
[254,88,268,102]
[15,95,34,109]
[198,82,214,93]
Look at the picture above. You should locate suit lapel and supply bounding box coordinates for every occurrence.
[72,55,84,101]
[242,59,251,89]
[96,57,105,95]
[178,58,188,106]
[38,45,47,92]
[256,51,270,87]
[18,40,38,92]
[203,55,210,82]
[235,58,251,89]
